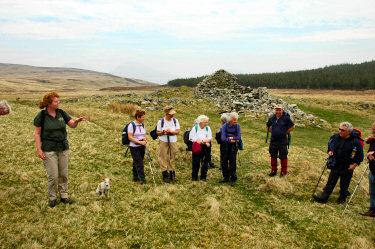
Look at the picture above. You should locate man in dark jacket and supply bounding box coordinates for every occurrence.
[266,105,295,177]
[313,122,364,204]
[360,122,375,217]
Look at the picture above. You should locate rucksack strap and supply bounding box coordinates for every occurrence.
[161,118,177,129]
[195,124,208,133]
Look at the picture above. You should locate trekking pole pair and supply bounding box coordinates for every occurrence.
[341,163,369,217]
[145,148,162,186]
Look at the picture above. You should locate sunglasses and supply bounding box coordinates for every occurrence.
[339,128,347,132]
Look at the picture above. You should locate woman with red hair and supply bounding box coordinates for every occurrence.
[34,92,86,208]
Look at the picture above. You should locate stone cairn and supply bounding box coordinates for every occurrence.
[195,69,323,127]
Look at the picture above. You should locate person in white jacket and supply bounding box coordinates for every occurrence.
[189,115,212,181]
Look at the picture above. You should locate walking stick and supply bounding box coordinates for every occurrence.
[310,159,328,200]
[145,148,157,186]
[236,141,244,185]
[341,163,369,217]
[146,148,162,183]
[124,146,129,158]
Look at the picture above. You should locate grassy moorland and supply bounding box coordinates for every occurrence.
[0,87,374,248]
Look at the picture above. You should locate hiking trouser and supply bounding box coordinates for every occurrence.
[159,140,178,171]
[220,143,226,170]
[43,150,70,201]
[369,171,375,211]
[323,167,354,197]
[192,144,210,180]
[222,143,238,181]
[130,146,146,180]
[269,141,288,160]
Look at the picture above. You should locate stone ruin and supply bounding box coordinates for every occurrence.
[195,69,324,127]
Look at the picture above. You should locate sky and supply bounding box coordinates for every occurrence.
[0,0,375,84]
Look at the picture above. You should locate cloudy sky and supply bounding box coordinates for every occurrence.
[0,0,374,84]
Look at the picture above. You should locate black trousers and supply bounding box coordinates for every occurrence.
[222,143,238,181]
[192,144,210,179]
[130,146,146,179]
[323,167,354,197]
[269,141,288,160]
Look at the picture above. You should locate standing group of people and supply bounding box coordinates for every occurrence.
[32,92,375,218]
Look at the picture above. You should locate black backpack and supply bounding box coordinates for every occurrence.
[122,122,144,145]
[184,124,208,151]
[150,117,177,140]
[183,129,192,151]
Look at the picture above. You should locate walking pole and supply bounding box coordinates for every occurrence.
[146,148,162,183]
[124,146,129,158]
[341,163,369,217]
[145,148,157,186]
[310,159,328,201]
[236,142,244,185]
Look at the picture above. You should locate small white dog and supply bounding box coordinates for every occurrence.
[96,178,112,197]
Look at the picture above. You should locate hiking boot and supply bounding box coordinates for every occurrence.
[49,200,56,208]
[280,172,287,177]
[61,198,72,205]
[230,180,236,186]
[360,210,375,217]
[337,195,347,205]
[268,172,277,177]
[162,171,170,183]
[133,176,140,182]
[208,162,218,169]
[219,178,229,183]
[312,192,330,203]
[200,176,206,181]
[171,171,177,183]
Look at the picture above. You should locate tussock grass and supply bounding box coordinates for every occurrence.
[0,87,374,248]
[108,101,138,117]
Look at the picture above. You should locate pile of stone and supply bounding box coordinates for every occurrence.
[195,69,324,127]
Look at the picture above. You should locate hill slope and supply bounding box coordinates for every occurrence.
[0,63,157,93]
[168,60,375,90]
[0,87,374,248]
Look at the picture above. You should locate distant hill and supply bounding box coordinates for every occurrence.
[168,60,375,90]
[0,63,157,93]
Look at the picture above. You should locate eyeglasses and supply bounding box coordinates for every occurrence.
[339,128,347,132]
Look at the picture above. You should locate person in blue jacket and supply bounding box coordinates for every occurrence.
[219,112,241,186]
[266,105,295,177]
[313,122,364,204]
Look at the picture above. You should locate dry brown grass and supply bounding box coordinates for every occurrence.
[108,102,138,117]
[0,87,374,248]
[269,89,375,103]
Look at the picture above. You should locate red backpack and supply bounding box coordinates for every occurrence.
[352,128,364,148]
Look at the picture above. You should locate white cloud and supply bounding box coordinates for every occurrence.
[0,0,374,41]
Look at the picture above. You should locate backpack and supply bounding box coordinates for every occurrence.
[225,123,243,150]
[184,124,208,151]
[122,122,144,145]
[215,127,223,144]
[352,128,364,148]
[150,117,177,140]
